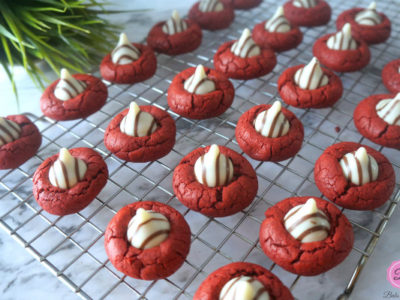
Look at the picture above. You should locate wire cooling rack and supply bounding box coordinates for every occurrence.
[1,0,400,299]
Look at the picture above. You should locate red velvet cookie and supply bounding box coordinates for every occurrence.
[33,147,108,215]
[173,145,258,217]
[382,59,400,94]
[221,0,261,10]
[252,20,303,52]
[146,19,202,55]
[313,33,370,73]
[167,67,234,119]
[235,104,304,161]
[259,196,354,276]
[336,8,391,45]
[278,64,343,108]
[354,94,400,150]
[283,0,331,27]
[104,201,191,280]
[194,262,293,300]
[104,105,176,162]
[0,115,42,170]
[188,2,235,31]
[314,142,395,210]
[100,43,157,84]
[214,41,276,80]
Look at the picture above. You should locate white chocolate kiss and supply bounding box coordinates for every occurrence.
[265,6,291,33]
[376,93,400,126]
[340,147,379,186]
[294,57,329,90]
[120,102,157,137]
[355,2,382,26]
[219,276,270,300]
[253,101,290,138]
[292,0,317,8]
[162,10,188,35]
[184,65,216,95]
[284,198,330,243]
[126,208,170,250]
[326,23,357,50]
[231,28,261,58]
[54,69,87,101]
[194,144,234,188]
[199,0,224,12]
[0,117,21,147]
[49,148,87,189]
[111,33,140,65]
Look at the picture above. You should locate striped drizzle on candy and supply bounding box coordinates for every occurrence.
[184,65,216,95]
[162,10,188,35]
[194,144,234,188]
[376,93,400,126]
[126,208,170,249]
[48,148,87,189]
[340,147,378,186]
[284,198,330,243]
[219,276,270,300]
[0,117,21,147]
[54,69,87,101]
[294,57,329,90]
[111,33,140,65]
[199,0,224,12]
[265,6,291,33]
[326,23,357,50]
[355,2,382,26]
[253,101,290,138]
[292,0,317,8]
[120,102,157,137]
[231,28,261,58]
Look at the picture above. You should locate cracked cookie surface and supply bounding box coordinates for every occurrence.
[382,59,400,94]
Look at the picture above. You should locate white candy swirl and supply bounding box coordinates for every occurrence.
[0,117,21,147]
[126,208,171,250]
[111,33,141,65]
[184,65,216,95]
[219,276,270,300]
[340,147,379,186]
[355,2,382,26]
[199,0,224,12]
[120,102,157,137]
[292,0,317,8]
[265,6,291,33]
[253,101,290,138]
[49,148,87,189]
[376,93,400,126]
[54,69,87,101]
[284,198,330,243]
[327,23,357,50]
[162,10,188,35]
[294,57,329,90]
[194,144,234,188]
[231,28,261,58]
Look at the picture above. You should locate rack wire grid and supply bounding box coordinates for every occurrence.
[1,0,400,299]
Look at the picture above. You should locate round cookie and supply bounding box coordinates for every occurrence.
[354,94,400,150]
[194,262,293,300]
[235,104,304,161]
[314,142,395,210]
[336,8,391,45]
[40,73,107,121]
[382,59,400,94]
[167,66,234,119]
[188,1,235,31]
[100,43,157,84]
[104,201,191,280]
[173,145,258,217]
[259,196,354,276]
[147,19,202,55]
[278,64,343,108]
[313,33,370,73]
[33,147,108,215]
[0,115,42,170]
[283,0,331,27]
[221,0,262,10]
[104,105,176,162]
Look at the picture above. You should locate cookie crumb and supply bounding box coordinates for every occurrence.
[335,126,341,133]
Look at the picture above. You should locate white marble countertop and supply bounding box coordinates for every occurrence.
[1,1,400,300]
